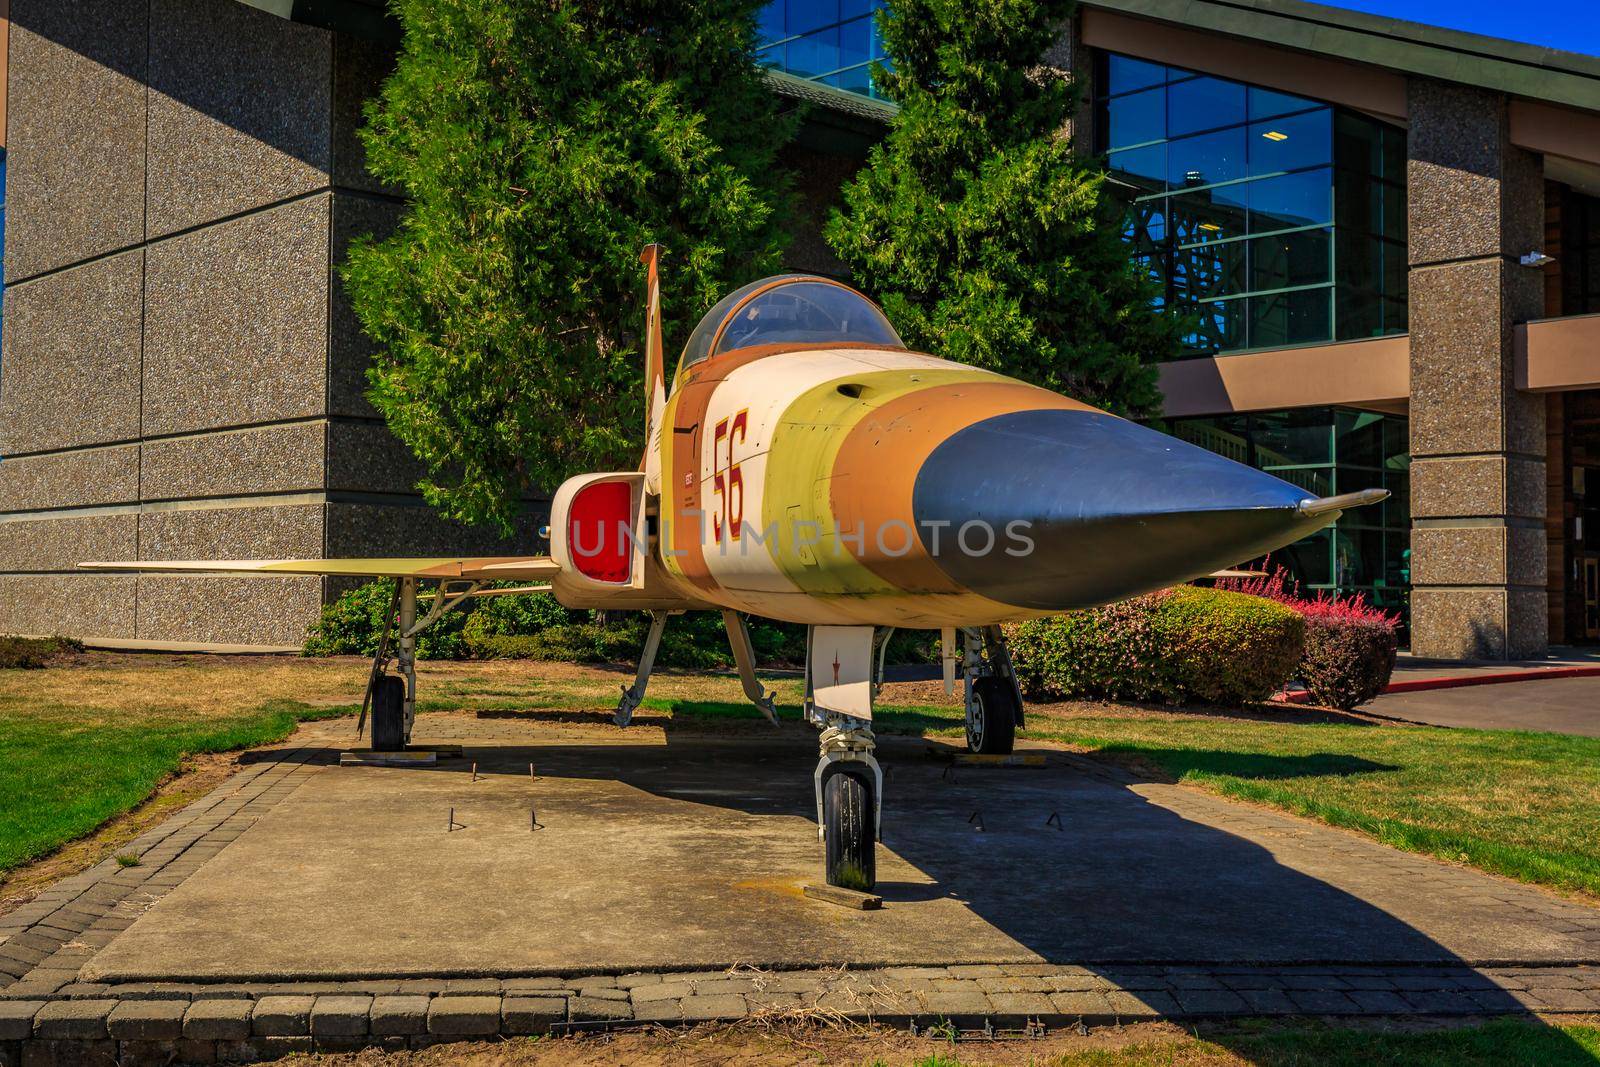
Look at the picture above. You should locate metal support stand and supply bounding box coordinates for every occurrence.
[616,610,669,726]
[960,626,983,731]
[357,584,400,740]
[722,610,778,723]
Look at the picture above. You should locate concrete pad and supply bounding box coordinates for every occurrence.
[1370,676,1600,736]
[82,721,1600,982]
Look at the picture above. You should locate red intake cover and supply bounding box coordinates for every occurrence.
[568,481,633,583]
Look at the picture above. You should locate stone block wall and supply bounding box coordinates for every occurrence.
[1406,79,1549,660]
[0,0,523,648]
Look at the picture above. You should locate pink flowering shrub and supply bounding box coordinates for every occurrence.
[1007,586,1304,706]
[1216,565,1399,709]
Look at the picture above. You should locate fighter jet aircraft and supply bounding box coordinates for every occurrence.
[85,246,1384,890]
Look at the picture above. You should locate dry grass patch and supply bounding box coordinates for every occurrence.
[273,1018,1600,1066]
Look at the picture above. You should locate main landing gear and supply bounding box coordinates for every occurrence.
[961,625,1025,756]
[361,576,484,751]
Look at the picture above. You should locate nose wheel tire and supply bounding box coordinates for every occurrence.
[371,675,406,752]
[823,770,876,891]
[967,675,1017,755]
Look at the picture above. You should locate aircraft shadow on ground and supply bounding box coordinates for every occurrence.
[244,707,1574,1033]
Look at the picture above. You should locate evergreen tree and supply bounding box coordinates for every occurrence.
[345,0,795,533]
[825,0,1180,416]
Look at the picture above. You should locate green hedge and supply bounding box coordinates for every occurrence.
[1007,586,1306,707]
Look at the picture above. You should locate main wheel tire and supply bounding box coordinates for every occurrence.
[967,676,1018,755]
[823,770,875,891]
[370,675,406,752]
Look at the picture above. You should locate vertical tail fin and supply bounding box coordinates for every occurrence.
[640,244,667,494]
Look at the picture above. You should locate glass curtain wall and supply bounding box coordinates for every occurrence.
[1094,53,1407,356]
[1169,407,1411,621]
[757,0,886,98]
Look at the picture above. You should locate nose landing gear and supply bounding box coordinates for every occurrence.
[813,717,882,891]
[805,625,885,890]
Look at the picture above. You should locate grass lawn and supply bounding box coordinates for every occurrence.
[4,652,1600,909]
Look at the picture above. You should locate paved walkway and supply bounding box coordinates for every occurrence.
[1391,647,1600,680]
[2,712,1598,1058]
[1369,676,1600,737]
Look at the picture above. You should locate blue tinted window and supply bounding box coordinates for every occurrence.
[1108,144,1166,195]
[1249,288,1332,348]
[1106,54,1167,94]
[1251,229,1331,290]
[1170,184,1248,245]
[785,0,832,35]
[1104,87,1164,150]
[1248,85,1317,121]
[785,28,836,78]
[757,1,886,98]
[758,3,785,41]
[839,15,871,70]
[1249,168,1332,232]
[1172,238,1247,300]
[1248,109,1332,177]
[1167,76,1246,137]
[1096,51,1405,355]
[1167,128,1246,189]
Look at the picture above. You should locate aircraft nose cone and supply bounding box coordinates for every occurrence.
[911,409,1326,610]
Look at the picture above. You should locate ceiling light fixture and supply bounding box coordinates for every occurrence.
[1262,130,1289,141]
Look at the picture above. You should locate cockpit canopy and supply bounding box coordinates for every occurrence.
[678,276,903,374]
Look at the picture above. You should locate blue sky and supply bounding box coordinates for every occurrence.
[1322,2,1599,58]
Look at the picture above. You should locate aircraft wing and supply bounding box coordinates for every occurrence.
[79,557,561,581]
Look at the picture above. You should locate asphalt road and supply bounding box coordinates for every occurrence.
[1367,676,1600,737]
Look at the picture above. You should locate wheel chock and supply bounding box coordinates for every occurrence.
[803,883,883,910]
[340,749,438,766]
[339,744,463,767]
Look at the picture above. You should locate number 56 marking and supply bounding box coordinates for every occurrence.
[713,409,748,544]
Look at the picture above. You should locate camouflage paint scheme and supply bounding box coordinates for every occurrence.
[656,343,1073,626]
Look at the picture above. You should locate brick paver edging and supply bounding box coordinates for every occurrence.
[1,962,1598,1062]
